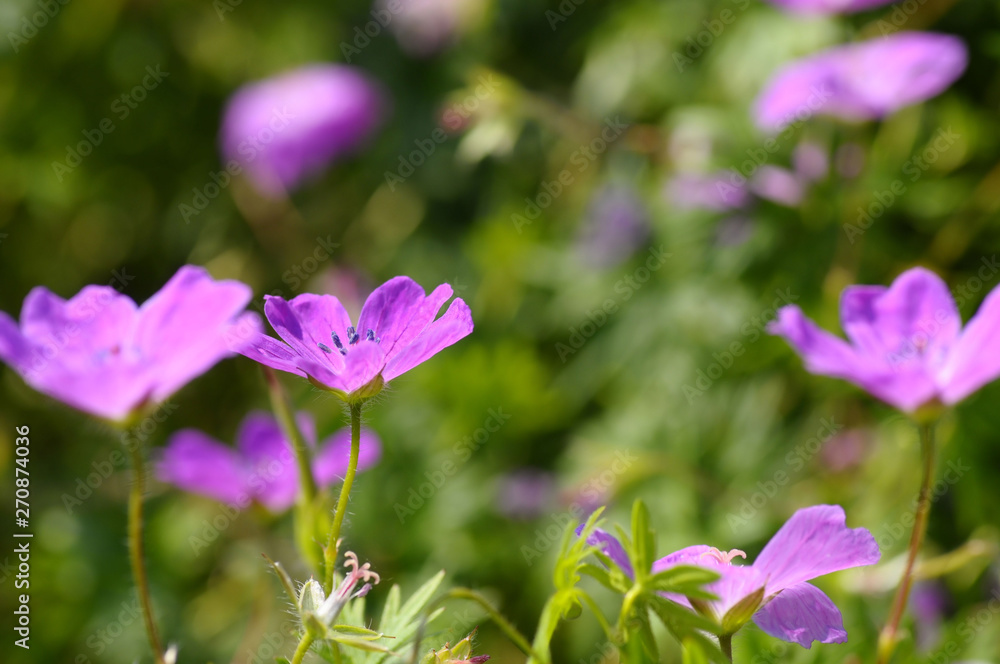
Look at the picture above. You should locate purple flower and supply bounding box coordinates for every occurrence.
[375,0,485,56]
[754,33,967,132]
[768,267,1000,412]
[585,505,880,647]
[762,0,896,14]
[750,165,806,207]
[157,410,380,512]
[237,276,473,402]
[576,186,650,267]
[220,64,385,196]
[0,266,258,422]
[666,172,750,212]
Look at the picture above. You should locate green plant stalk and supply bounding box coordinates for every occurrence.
[127,441,166,664]
[291,632,316,664]
[265,367,322,574]
[719,634,733,662]
[440,587,535,656]
[324,401,363,593]
[877,422,937,663]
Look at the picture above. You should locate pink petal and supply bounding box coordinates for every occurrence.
[753,583,847,647]
[938,284,1000,403]
[237,331,309,377]
[264,295,346,373]
[357,276,428,353]
[382,297,473,381]
[313,428,382,487]
[156,430,250,505]
[753,505,880,593]
[236,411,300,512]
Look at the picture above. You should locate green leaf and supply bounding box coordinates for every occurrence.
[646,594,723,636]
[262,554,298,605]
[721,584,765,635]
[681,637,710,664]
[648,565,721,600]
[629,499,655,579]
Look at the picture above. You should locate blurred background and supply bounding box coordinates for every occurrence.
[2,0,1000,662]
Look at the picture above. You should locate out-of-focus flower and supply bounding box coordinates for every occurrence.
[496,469,555,520]
[583,505,880,647]
[910,581,948,651]
[792,140,829,182]
[0,266,257,422]
[376,0,486,56]
[763,0,896,14]
[754,33,967,132]
[576,186,650,268]
[220,64,385,196]
[666,172,750,212]
[820,429,870,472]
[769,267,1000,413]
[237,277,473,403]
[750,165,806,206]
[157,411,380,512]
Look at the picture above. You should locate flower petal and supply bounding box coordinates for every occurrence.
[0,310,31,371]
[237,331,309,377]
[357,276,428,353]
[236,411,300,511]
[753,505,880,593]
[382,297,473,382]
[313,427,382,487]
[382,283,454,358]
[753,583,847,647]
[156,430,250,505]
[938,283,1000,403]
[577,526,633,578]
[264,294,347,372]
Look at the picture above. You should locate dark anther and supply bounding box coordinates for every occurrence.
[332,332,345,350]
[347,326,359,344]
[318,342,332,353]
[366,329,375,341]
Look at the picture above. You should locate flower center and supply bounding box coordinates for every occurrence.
[700,547,747,565]
[317,326,381,356]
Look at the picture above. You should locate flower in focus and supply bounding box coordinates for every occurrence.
[576,185,650,268]
[156,411,380,512]
[584,505,880,647]
[237,276,473,403]
[754,33,967,132]
[376,0,486,56]
[299,549,380,627]
[762,0,896,14]
[0,265,258,423]
[768,267,1000,413]
[220,64,386,196]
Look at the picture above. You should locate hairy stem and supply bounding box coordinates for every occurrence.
[291,632,316,664]
[438,587,535,656]
[324,402,363,593]
[877,422,937,663]
[127,442,166,664]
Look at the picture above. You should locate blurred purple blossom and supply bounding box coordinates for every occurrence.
[792,140,829,182]
[666,172,750,212]
[763,0,896,14]
[220,64,386,196]
[769,267,1000,412]
[910,581,948,651]
[157,410,380,512]
[576,186,650,267]
[750,165,806,206]
[754,33,968,132]
[0,266,258,422]
[376,0,484,56]
[496,469,555,520]
[820,429,870,472]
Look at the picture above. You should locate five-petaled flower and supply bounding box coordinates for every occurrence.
[236,276,473,403]
[584,505,880,647]
[0,265,259,423]
[156,410,380,512]
[768,267,1000,413]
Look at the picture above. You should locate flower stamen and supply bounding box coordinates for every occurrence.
[700,547,747,565]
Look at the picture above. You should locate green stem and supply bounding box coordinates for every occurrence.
[127,442,166,664]
[324,402,363,593]
[437,587,536,657]
[877,422,937,663]
[265,368,322,573]
[719,634,733,662]
[291,632,316,664]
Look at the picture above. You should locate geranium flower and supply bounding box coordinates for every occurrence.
[754,33,967,132]
[763,0,896,14]
[237,276,473,403]
[584,505,880,647]
[0,265,258,422]
[769,267,1000,412]
[156,410,380,512]
[220,64,386,196]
